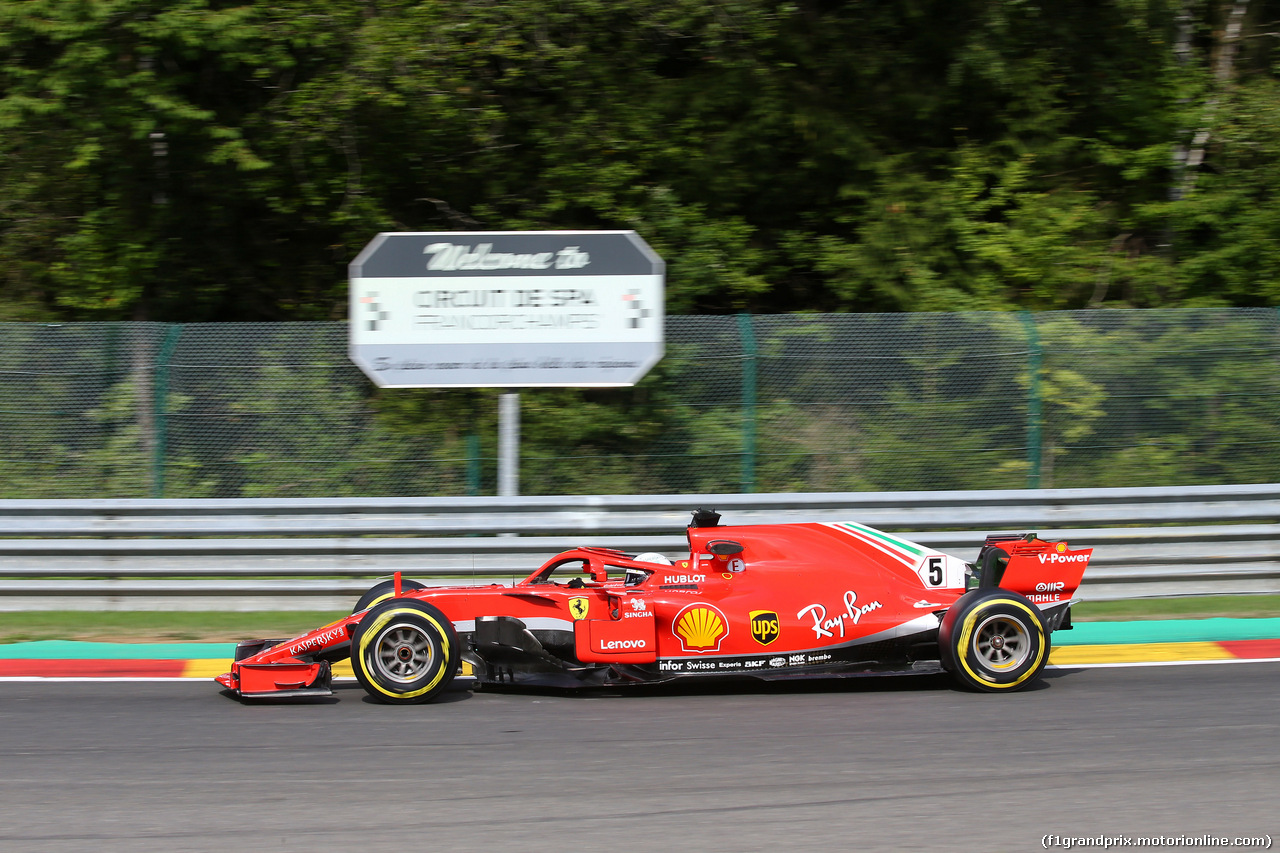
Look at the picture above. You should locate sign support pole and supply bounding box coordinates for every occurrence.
[499,392,520,496]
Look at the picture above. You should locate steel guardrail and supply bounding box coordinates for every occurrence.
[1,484,1278,609]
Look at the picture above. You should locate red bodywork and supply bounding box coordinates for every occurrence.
[216,518,1091,699]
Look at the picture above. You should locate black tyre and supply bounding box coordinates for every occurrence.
[352,578,426,614]
[939,588,1049,692]
[350,599,458,704]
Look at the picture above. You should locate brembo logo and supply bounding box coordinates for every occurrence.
[424,243,591,271]
[1038,553,1088,564]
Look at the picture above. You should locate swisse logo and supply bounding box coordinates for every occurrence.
[1038,553,1088,564]
[601,638,648,651]
[1036,581,1066,592]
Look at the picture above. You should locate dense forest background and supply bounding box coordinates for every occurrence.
[3,0,1280,323]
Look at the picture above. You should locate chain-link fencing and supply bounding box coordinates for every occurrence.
[1,309,1277,498]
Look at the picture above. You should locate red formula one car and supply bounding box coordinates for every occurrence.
[216,510,1092,703]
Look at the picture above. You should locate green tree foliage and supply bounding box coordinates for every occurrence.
[6,3,1280,498]
[4,1,1280,321]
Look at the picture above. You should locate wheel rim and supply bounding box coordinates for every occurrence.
[371,622,437,684]
[972,613,1031,671]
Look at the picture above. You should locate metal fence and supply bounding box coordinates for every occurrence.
[2,308,1280,498]
[1,485,1278,610]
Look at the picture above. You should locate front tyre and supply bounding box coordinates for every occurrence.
[939,588,1049,692]
[350,599,458,704]
[352,578,426,614]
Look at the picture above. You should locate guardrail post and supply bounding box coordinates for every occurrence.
[151,324,181,498]
[1021,311,1043,489]
[498,393,519,496]
[466,431,482,496]
[737,313,758,493]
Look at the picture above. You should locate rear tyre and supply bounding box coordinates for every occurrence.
[939,588,1049,692]
[352,578,426,614]
[350,599,458,704]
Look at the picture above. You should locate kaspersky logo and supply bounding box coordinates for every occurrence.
[674,603,727,653]
[750,610,780,646]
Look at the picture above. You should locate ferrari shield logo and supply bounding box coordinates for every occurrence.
[569,597,590,621]
[750,610,780,646]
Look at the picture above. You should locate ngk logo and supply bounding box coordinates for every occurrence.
[1035,581,1066,592]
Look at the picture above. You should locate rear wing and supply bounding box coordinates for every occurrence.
[973,534,1092,606]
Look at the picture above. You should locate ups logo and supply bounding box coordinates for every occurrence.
[749,610,780,646]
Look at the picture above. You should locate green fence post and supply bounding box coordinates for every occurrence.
[1021,312,1043,489]
[736,313,758,493]
[151,325,181,498]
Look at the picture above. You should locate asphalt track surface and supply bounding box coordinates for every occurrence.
[1,665,1276,852]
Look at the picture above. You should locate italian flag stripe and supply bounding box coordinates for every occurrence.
[836,522,926,556]
[828,522,926,567]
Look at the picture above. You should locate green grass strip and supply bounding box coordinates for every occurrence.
[0,640,237,659]
[1073,595,1280,621]
[0,611,345,645]
[1055,617,1280,646]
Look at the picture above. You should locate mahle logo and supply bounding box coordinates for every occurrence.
[749,610,780,646]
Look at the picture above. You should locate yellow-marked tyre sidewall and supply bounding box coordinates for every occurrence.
[941,591,1049,693]
[351,600,457,704]
[352,578,426,614]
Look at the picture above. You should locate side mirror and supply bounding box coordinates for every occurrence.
[707,540,744,556]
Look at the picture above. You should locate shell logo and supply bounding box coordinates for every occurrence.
[673,603,728,653]
[1055,541,1068,554]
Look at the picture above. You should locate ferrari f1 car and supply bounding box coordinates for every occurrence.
[216,510,1092,703]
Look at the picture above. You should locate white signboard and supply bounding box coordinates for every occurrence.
[349,231,664,387]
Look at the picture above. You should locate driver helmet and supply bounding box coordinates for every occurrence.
[625,552,672,586]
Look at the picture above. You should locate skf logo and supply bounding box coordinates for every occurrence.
[568,597,590,620]
[673,603,727,653]
[749,610,780,646]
